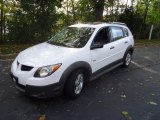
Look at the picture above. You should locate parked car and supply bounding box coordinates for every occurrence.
[11,22,134,99]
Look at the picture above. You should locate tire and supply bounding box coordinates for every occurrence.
[64,70,85,99]
[122,51,132,68]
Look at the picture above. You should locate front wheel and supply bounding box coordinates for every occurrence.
[64,70,85,99]
[122,51,132,67]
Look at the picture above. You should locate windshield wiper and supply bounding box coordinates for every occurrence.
[47,41,74,48]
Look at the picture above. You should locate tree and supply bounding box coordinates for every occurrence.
[93,0,105,21]
[0,0,20,43]
[8,0,63,42]
[77,0,95,22]
[1,0,160,44]
[136,0,152,31]
[142,0,151,25]
[118,7,143,38]
[152,0,160,24]
[147,0,160,38]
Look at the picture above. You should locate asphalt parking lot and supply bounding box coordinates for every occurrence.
[0,46,160,120]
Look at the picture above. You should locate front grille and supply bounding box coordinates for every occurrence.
[21,65,33,71]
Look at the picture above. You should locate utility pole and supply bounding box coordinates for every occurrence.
[149,25,154,40]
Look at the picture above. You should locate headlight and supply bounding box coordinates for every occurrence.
[34,63,62,77]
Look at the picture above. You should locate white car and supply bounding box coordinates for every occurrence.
[11,22,134,98]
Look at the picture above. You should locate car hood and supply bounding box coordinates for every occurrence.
[17,42,77,67]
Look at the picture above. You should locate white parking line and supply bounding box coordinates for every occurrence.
[131,61,158,74]
[143,56,154,62]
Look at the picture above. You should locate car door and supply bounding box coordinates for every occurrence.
[90,27,118,73]
[110,26,128,60]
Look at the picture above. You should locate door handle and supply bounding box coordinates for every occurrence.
[125,41,128,44]
[110,46,115,49]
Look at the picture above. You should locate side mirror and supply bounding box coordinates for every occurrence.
[90,43,103,50]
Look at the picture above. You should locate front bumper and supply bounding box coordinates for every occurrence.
[10,73,62,98]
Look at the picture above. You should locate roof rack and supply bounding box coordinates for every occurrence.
[109,22,127,26]
[74,22,127,26]
[78,22,106,25]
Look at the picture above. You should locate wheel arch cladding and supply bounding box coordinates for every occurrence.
[124,45,134,58]
[59,61,92,87]
[128,45,134,54]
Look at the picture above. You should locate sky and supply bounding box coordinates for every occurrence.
[121,0,132,6]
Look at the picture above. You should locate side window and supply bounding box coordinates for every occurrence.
[123,28,129,37]
[110,27,124,41]
[93,27,110,45]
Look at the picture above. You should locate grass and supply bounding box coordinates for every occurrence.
[0,39,159,55]
[135,39,160,47]
[0,43,37,55]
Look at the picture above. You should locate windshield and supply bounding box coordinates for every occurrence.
[47,27,95,48]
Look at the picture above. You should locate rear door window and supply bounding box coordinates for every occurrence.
[110,26,124,41]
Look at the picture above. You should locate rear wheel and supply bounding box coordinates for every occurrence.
[122,51,132,67]
[64,70,85,99]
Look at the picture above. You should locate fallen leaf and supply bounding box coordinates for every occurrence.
[122,111,129,117]
[108,90,111,93]
[148,101,158,106]
[139,83,144,86]
[122,111,132,119]
[98,100,102,103]
[121,94,127,98]
[39,115,46,120]
[66,109,70,112]
[127,78,131,81]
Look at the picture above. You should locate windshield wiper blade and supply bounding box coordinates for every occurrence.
[47,41,74,48]
[65,43,74,48]
[46,41,53,44]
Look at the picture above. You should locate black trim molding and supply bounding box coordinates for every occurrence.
[91,59,123,81]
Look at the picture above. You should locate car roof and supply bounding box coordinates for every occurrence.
[69,22,127,29]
